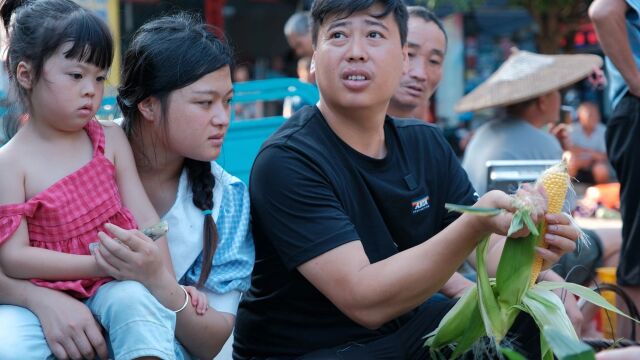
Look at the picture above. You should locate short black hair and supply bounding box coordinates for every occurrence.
[310,0,408,46]
[407,6,447,44]
[1,0,113,139]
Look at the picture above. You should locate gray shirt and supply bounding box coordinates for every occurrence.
[462,117,563,195]
[570,123,607,156]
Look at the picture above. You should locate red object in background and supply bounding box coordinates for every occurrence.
[204,0,226,36]
[585,183,621,210]
[574,32,586,47]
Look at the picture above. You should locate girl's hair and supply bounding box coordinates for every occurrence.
[0,0,113,138]
[118,13,233,288]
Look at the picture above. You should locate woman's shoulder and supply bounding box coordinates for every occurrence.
[211,161,246,189]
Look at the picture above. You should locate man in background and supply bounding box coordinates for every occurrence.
[387,6,446,121]
[590,0,640,335]
[284,11,313,58]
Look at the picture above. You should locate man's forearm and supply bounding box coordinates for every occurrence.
[590,0,640,94]
[343,213,487,328]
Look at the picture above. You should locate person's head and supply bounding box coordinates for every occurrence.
[389,6,446,118]
[455,50,603,124]
[297,56,312,82]
[505,89,561,128]
[234,64,251,82]
[1,0,113,135]
[284,12,313,57]
[310,0,408,112]
[577,101,600,132]
[118,13,234,287]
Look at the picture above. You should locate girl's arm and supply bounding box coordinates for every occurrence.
[0,158,103,280]
[103,123,174,277]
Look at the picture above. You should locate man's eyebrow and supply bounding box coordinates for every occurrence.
[364,18,389,31]
[327,19,349,32]
[407,41,421,49]
[430,48,445,57]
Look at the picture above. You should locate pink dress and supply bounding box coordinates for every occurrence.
[0,120,138,298]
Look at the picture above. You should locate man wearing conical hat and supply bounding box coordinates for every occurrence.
[458,49,602,195]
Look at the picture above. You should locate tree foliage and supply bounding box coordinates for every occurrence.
[415,0,592,53]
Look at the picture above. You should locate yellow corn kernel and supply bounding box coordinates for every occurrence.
[529,163,570,287]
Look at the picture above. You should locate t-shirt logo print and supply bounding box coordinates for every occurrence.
[411,195,430,214]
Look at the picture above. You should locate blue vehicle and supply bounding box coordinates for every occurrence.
[218,78,318,183]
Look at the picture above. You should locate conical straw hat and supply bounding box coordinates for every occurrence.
[455,48,603,113]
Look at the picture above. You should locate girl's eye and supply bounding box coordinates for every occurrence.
[225,97,233,105]
[97,76,106,82]
[408,52,416,58]
[69,73,82,80]
[198,101,213,107]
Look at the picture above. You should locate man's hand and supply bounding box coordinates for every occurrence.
[549,123,571,151]
[31,291,108,360]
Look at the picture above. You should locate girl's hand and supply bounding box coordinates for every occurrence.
[184,286,209,315]
[31,290,108,360]
[539,213,579,270]
[94,223,166,286]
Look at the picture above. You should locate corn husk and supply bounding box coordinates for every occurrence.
[425,162,637,359]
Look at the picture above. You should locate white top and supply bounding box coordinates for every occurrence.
[164,162,254,315]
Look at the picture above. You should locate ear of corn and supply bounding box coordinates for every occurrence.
[529,162,570,287]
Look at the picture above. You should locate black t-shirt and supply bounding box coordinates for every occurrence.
[233,106,477,359]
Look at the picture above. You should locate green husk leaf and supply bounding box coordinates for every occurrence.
[450,297,486,359]
[522,288,578,340]
[426,286,482,347]
[535,281,640,323]
[540,333,553,360]
[498,347,527,360]
[476,236,507,341]
[507,211,523,237]
[542,327,595,360]
[522,212,540,236]
[445,203,502,216]
[495,222,541,307]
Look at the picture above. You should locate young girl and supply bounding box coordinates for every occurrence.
[0,0,202,358]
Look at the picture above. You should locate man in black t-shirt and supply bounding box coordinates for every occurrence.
[233,1,579,359]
